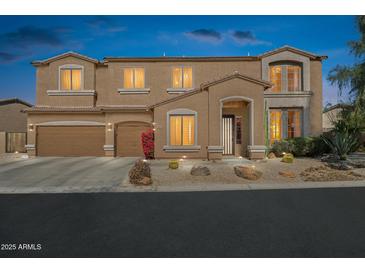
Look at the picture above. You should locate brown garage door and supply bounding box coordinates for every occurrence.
[116,122,151,157]
[37,126,105,156]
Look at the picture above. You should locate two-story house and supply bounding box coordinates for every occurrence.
[25,46,326,159]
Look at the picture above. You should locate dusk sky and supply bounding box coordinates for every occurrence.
[0,15,359,105]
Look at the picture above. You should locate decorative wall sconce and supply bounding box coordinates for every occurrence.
[107,123,113,131]
[29,124,34,132]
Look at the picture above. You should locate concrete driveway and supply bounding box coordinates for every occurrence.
[0,157,137,192]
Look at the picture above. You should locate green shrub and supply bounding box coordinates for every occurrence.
[271,140,294,157]
[322,131,359,160]
[308,135,331,156]
[271,136,331,157]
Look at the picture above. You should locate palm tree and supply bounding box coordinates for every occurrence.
[328,16,365,118]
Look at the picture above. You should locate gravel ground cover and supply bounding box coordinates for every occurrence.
[149,157,365,185]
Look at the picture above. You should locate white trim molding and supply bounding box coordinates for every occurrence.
[118,88,150,94]
[163,145,201,152]
[264,91,312,98]
[166,88,194,94]
[36,121,105,126]
[207,146,224,153]
[247,145,267,153]
[219,96,255,146]
[25,144,36,150]
[103,145,114,151]
[47,90,95,96]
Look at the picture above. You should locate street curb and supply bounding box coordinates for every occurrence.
[2,180,365,194]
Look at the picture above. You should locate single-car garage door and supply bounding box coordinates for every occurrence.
[116,122,151,157]
[37,126,105,156]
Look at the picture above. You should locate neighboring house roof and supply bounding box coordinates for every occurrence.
[323,103,352,113]
[31,46,327,65]
[31,51,99,66]
[149,71,272,109]
[0,98,33,107]
[259,45,328,60]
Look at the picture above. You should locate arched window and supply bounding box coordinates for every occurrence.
[269,62,302,92]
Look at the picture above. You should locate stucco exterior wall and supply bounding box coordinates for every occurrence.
[35,56,96,107]
[0,103,28,132]
[153,91,209,159]
[310,61,323,136]
[208,78,266,147]
[95,60,261,107]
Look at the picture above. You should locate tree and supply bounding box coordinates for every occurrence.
[328,16,365,118]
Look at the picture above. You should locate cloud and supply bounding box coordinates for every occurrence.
[185,29,222,43]
[0,25,78,64]
[0,52,23,63]
[86,16,127,33]
[231,30,271,46]
[0,26,65,49]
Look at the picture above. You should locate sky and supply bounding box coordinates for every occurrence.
[0,15,360,105]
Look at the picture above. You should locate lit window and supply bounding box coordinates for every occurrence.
[269,109,302,143]
[269,66,282,92]
[287,110,302,138]
[287,65,301,91]
[169,115,195,146]
[124,68,145,89]
[60,68,81,90]
[172,66,192,89]
[269,63,302,92]
[270,111,282,143]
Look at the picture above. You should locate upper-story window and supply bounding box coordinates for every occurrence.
[269,63,302,92]
[123,68,145,89]
[60,66,82,90]
[172,66,193,89]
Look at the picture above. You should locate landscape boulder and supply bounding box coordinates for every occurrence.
[234,165,262,180]
[267,152,276,159]
[278,171,296,178]
[129,160,152,185]
[191,166,211,176]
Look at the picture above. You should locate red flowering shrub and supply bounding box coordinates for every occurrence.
[141,129,155,159]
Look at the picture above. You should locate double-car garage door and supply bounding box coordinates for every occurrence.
[37,126,105,156]
[36,123,151,157]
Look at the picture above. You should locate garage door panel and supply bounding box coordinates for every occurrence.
[116,123,150,157]
[37,126,105,156]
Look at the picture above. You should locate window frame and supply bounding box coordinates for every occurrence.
[170,66,193,90]
[166,108,198,148]
[269,108,303,144]
[58,64,84,91]
[122,67,146,89]
[269,62,303,92]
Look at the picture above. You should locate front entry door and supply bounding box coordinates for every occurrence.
[222,115,235,155]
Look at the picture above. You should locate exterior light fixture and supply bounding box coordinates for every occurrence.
[107,123,113,131]
[238,156,243,159]
[182,155,187,159]
[28,124,34,132]
[152,128,156,131]
[143,159,147,162]
[152,122,156,126]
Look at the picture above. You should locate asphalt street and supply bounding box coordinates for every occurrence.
[1,188,365,257]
